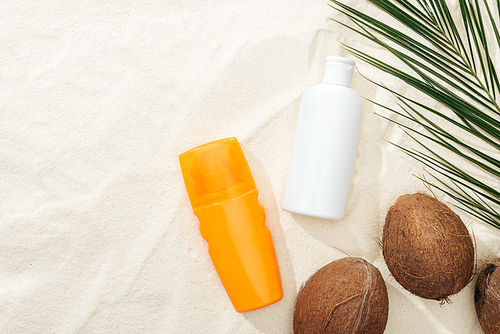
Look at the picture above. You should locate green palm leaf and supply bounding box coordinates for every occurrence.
[330,0,500,228]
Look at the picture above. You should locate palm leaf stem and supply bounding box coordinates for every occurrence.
[363,79,500,151]
[374,100,500,176]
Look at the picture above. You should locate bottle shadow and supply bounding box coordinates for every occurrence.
[240,148,297,334]
[286,60,385,260]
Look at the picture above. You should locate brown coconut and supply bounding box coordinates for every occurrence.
[293,257,388,334]
[475,258,500,334]
[382,193,474,301]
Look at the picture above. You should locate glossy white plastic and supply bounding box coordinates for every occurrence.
[282,56,364,220]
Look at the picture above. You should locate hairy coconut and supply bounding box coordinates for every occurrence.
[293,257,388,334]
[475,258,500,334]
[383,193,474,301]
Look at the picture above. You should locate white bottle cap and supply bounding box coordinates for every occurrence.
[322,56,355,87]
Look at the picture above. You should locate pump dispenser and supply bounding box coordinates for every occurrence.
[179,137,283,312]
[282,56,364,220]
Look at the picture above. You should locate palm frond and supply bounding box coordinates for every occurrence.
[331,0,500,229]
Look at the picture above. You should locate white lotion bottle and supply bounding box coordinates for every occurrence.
[282,56,364,220]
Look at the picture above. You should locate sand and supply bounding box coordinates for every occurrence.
[1,0,499,333]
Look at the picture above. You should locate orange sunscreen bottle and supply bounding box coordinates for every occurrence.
[179,137,283,312]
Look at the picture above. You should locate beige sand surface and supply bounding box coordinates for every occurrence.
[1,0,499,333]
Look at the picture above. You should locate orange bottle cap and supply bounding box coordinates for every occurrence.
[179,137,256,209]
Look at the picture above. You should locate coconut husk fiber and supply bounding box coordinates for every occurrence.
[475,258,500,334]
[383,193,474,301]
[293,257,388,334]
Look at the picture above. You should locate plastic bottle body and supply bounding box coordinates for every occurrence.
[282,82,364,220]
[194,190,282,312]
